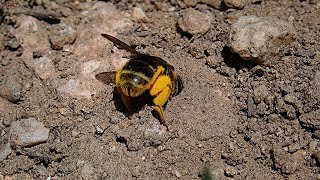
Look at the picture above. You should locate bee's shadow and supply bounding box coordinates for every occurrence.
[111,87,154,118]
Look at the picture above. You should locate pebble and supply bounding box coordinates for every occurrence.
[0,143,12,162]
[178,9,211,35]
[81,163,95,179]
[32,56,56,80]
[299,110,320,130]
[57,78,95,99]
[314,130,320,139]
[95,125,104,135]
[200,0,223,9]
[0,75,21,103]
[229,15,296,64]
[225,166,237,177]
[309,141,318,152]
[224,0,251,9]
[10,117,50,147]
[49,23,77,50]
[183,0,198,7]
[312,151,320,164]
[132,7,146,22]
[174,170,182,178]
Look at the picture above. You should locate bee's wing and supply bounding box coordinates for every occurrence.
[95,71,116,85]
[101,34,141,56]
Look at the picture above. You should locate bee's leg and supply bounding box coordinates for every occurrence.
[148,66,165,87]
[150,75,172,129]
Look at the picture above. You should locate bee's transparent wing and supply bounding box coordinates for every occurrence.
[101,34,141,56]
[95,71,116,85]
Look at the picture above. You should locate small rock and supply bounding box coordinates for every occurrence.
[57,78,96,99]
[309,141,318,152]
[312,151,320,164]
[155,2,170,11]
[0,143,12,162]
[49,23,77,50]
[299,110,320,130]
[32,56,56,80]
[183,0,198,7]
[229,16,296,64]
[95,125,104,135]
[200,0,223,9]
[132,7,146,22]
[174,170,182,178]
[225,166,237,177]
[0,75,21,103]
[10,117,50,147]
[224,0,252,9]
[313,130,320,139]
[178,9,211,35]
[81,164,95,180]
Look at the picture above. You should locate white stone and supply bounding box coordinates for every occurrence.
[10,118,50,147]
[33,56,56,80]
[57,78,94,99]
[229,16,296,64]
[132,7,146,22]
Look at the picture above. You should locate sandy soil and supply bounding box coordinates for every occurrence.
[0,0,319,179]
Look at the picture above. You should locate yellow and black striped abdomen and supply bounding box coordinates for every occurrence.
[117,56,157,97]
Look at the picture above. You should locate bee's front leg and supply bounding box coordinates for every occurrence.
[150,75,173,129]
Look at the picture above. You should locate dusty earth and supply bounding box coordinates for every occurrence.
[0,0,320,179]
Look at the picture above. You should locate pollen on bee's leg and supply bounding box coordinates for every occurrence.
[152,84,171,106]
[149,66,165,86]
[150,75,172,97]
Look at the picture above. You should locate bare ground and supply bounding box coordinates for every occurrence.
[0,0,319,179]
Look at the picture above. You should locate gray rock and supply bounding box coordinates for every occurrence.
[224,0,252,9]
[10,117,50,147]
[0,75,21,103]
[178,9,211,35]
[200,0,223,9]
[229,16,296,64]
[49,23,77,50]
[0,143,12,162]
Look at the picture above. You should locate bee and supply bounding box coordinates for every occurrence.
[96,34,183,129]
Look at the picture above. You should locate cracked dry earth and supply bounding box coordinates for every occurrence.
[0,0,320,179]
